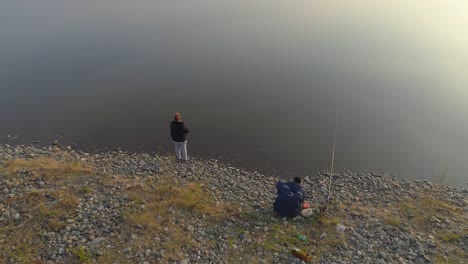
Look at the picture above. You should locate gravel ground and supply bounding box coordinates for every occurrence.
[0,144,467,263]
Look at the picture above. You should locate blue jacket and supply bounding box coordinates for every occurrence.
[273,181,305,218]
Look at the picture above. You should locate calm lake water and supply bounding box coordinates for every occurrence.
[1,1,467,184]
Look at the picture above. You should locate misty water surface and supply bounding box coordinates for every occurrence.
[1,1,467,184]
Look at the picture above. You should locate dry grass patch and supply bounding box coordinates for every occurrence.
[228,208,349,263]
[4,189,48,208]
[3,188,79,232]
[377,190,463,233]
[115,176,231,262]
[0,157,97,263]
[32,196,79,232]
[436,231,461,243]
[385,215,403,227]
[342,202,381,219]
[167,183,223,216]
[0,188,80,263]
[226,253,273,264]
[88,246,124,264]
[433,248,466,264]
[301,213,348,260]
[0,224,44,263]
[0,190,78,263]
[380,191,467,263]
[0,158,94,182]
[395,194,460,230]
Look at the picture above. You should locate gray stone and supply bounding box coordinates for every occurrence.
[90,237,106,245]
[336,223,346,233]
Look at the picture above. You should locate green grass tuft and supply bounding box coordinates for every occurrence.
[71,246,92,262]
[81,186,92,194]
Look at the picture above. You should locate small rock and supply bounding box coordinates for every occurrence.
[320,232,327,240]
[90,237,106,245]
[421,254,431,262]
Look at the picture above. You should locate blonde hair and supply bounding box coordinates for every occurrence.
[174,112,181,121]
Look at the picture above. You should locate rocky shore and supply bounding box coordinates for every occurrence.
[0,144,467,263]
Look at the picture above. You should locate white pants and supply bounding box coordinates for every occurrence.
[174,141,188,161]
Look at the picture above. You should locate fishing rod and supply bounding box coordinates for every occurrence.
[326,108,339,210]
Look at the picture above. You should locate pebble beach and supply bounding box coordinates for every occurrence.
[0,144,466,263]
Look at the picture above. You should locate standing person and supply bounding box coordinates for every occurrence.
[170,112,190,162]
[273,177,306,218]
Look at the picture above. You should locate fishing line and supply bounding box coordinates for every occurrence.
[326,108,339,208]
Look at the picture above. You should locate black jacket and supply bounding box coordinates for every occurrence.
[170,121,189,142]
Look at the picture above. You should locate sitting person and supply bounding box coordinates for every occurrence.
[273,177,306,218]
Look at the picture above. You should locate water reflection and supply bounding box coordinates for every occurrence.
[0,1,467,184]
